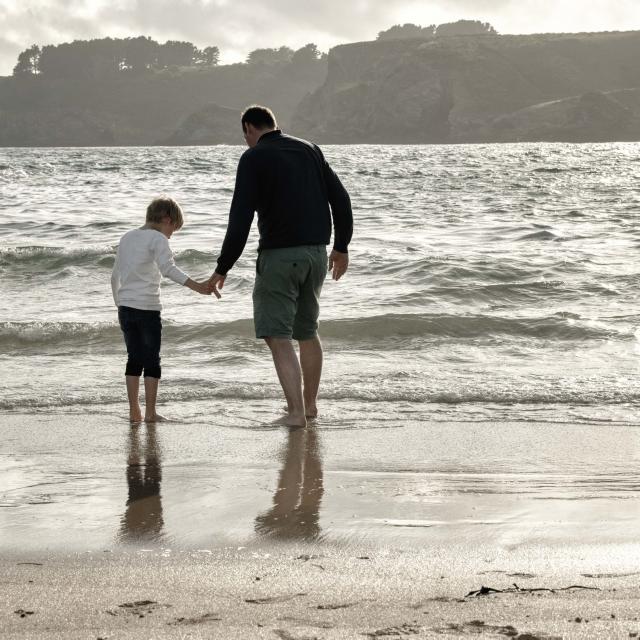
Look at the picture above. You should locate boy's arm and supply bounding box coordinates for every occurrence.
[153,234,190,285]
[153,235,211,295]
[111,254,120,307]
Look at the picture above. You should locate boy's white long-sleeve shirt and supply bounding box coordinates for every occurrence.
[111,228,189,310]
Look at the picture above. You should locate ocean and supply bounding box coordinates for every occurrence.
[1,143,640,550]
[1,143,638,426]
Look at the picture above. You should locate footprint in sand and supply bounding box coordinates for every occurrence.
[274,630,321,640]
[433,620,561,638]
[364,622,423,637]
[106,600,171,618]
[168,612,221,625]
[245,592,307,604]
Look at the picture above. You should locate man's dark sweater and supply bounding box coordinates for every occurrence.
[215,130,353,276]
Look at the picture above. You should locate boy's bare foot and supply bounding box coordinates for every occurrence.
[272,413,307,428]
[144,413,168,423]
[129,411,142,423]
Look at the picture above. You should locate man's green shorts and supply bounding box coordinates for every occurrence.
[253,244,328,340]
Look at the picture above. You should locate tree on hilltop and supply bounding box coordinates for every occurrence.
[157,40,196,68]
[195,46,220,66]
[123,36,158,71]
[12,36,221,77]
[291,43,321,64]
[377,19,497,41]
[435,20,498,36]
[13,45,41,75]
[377,24,435,41]
[246,46,294,65]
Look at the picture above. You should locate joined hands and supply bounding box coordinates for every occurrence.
[207,272,226,299]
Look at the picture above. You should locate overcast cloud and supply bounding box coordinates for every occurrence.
[2,0,640,75]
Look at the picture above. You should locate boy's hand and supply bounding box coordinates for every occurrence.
[185,278,213,296]
[208,272,225,299]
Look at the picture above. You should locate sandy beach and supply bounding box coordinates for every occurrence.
[2,411,640,637]
[3,544,640,638]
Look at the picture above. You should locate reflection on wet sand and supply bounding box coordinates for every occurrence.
[118,424,164,542]
[255,426,323,540]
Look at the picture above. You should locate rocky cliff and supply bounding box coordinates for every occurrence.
[0,60,327,146]
[291,31,640,143]
[158,104,241,145]
[4,31,640,146]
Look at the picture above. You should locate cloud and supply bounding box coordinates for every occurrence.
[1,0,640,75]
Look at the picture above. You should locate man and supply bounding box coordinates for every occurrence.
[209,105,353,427]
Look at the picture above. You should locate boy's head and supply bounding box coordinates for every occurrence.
[146,196,184,231]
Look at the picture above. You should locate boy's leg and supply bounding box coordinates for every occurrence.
[118,307,144,422]
[143,377,163,422]
[125,376,143,423]
[139,310,163,423]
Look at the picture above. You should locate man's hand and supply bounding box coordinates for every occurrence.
[185,278,212,296]
[208,272,226,299]
[328,250,349,281]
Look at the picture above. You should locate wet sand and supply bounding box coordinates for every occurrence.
[1,409,640,637]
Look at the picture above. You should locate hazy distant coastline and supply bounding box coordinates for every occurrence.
[3,29,640,146]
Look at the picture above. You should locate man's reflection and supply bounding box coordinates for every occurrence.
[118,424,164,542]
[255,426,323,540]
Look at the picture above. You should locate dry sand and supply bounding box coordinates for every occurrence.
[2,545,640,639]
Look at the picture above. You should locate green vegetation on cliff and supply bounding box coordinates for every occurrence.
[0,37,326,146]
[291,31,640,143]
[4,29,640,145]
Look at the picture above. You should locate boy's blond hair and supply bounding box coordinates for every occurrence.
[146,196,184,229]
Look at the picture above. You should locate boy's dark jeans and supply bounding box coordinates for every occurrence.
[118,306,162,379]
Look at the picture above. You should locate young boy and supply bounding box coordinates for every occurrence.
[111,196,210,423]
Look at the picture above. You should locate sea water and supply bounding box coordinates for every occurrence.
[1,143,638,426]
[1,143,640,549]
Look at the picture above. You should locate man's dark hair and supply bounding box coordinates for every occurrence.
[241,105,277,132]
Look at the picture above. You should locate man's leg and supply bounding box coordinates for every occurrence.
[292,247,327,418]
[298,336,322,418]
[265,337,307,428]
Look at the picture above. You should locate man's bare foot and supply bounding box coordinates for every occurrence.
[271,413,307,428]
[129,410,142,423]
[144,413,168,423]
[282,405,318,419]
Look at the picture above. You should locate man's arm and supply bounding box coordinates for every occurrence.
[314,145,352,280]
[214,152,258,277]
[315,145,353,254]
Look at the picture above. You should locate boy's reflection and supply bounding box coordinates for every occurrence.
[118,424,164,542]
[255,426,323,540]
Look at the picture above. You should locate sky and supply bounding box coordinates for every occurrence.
[1,0,640,75]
